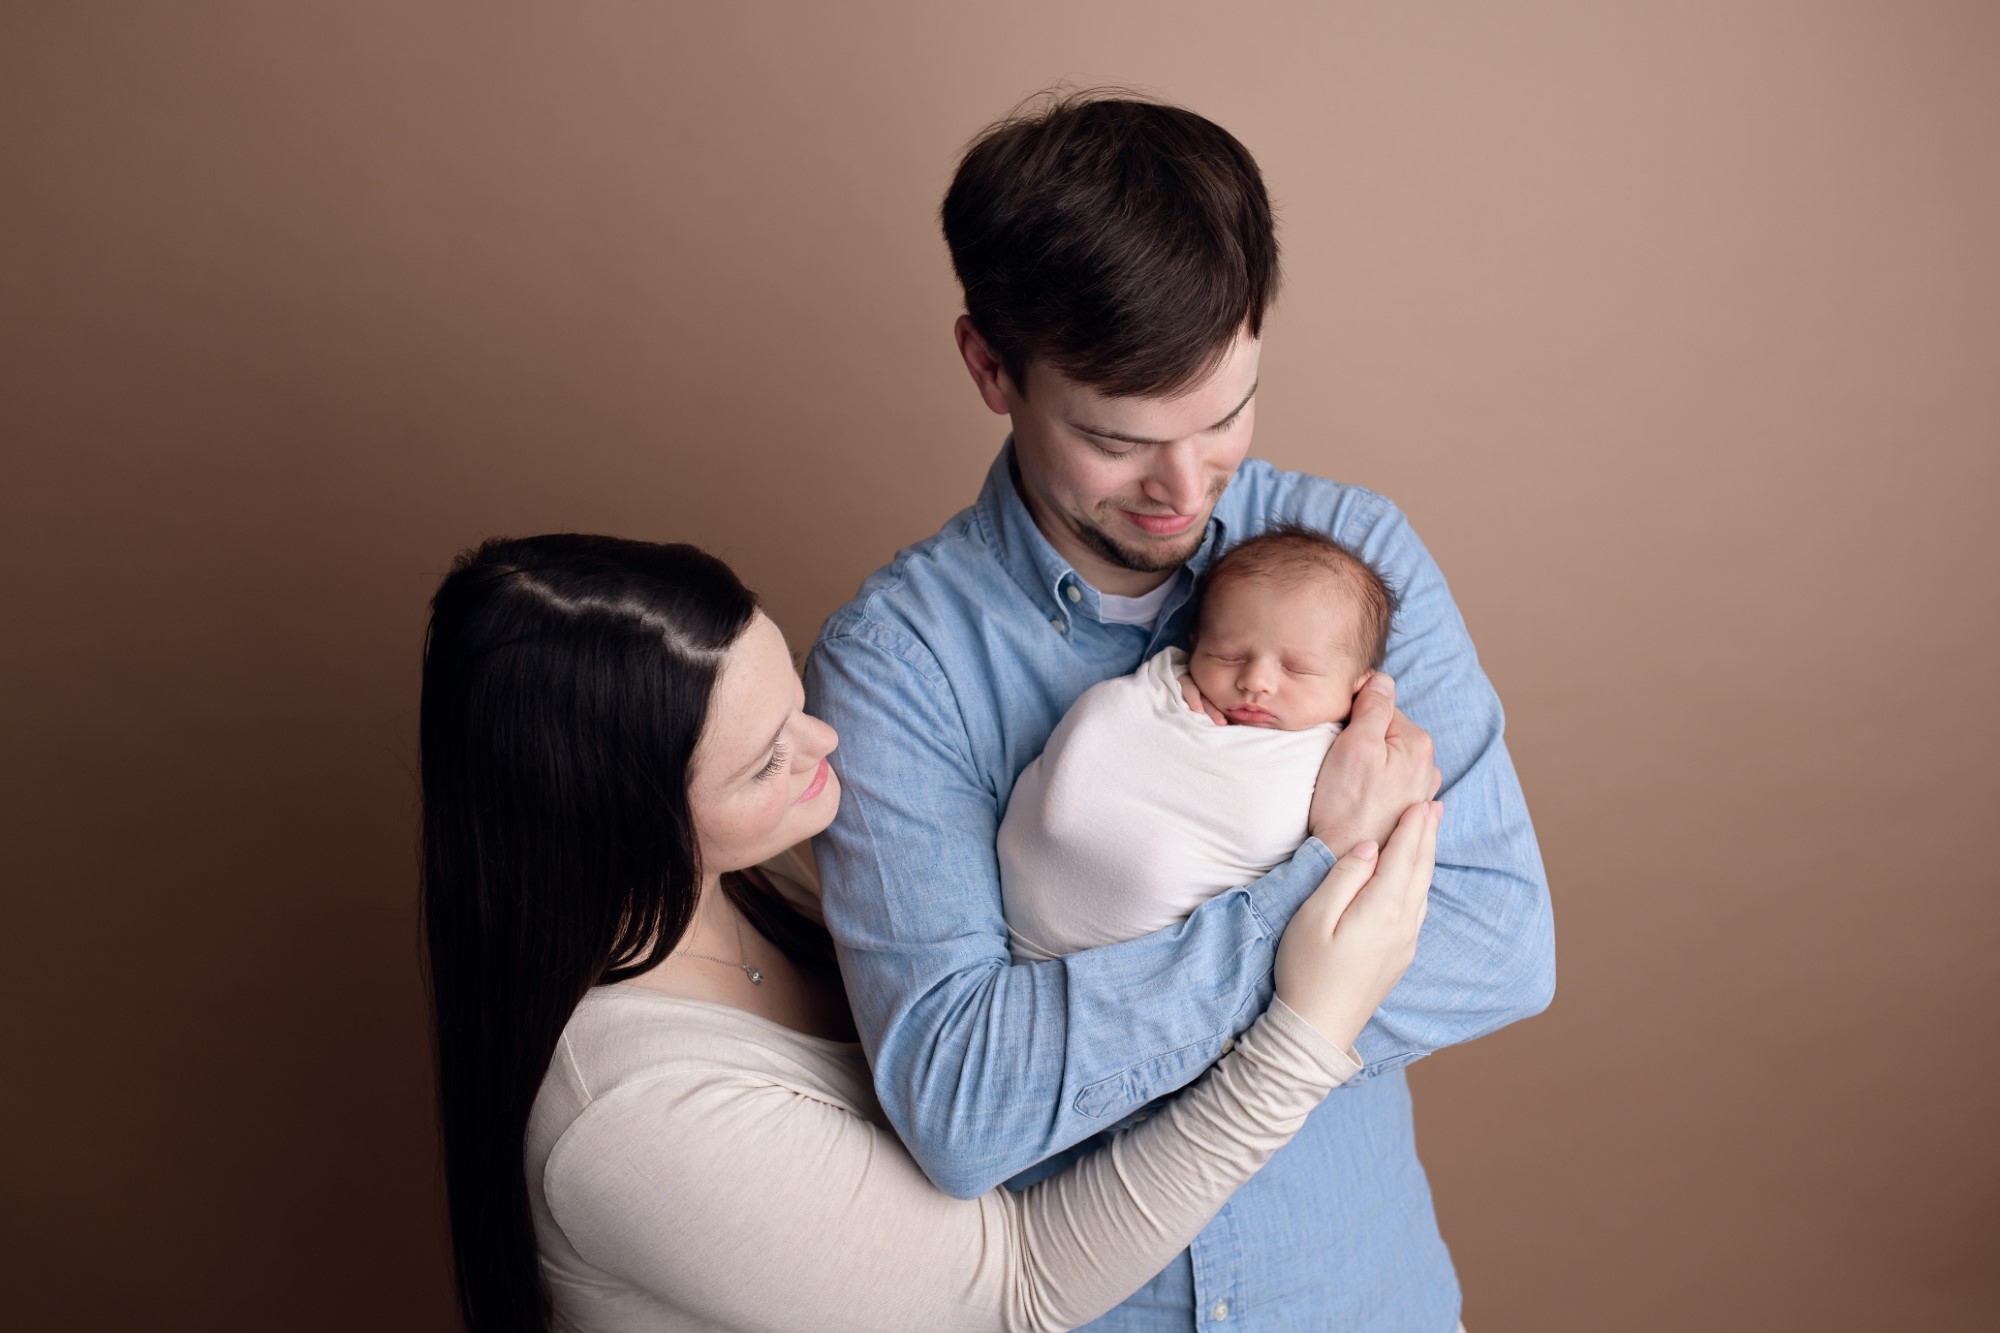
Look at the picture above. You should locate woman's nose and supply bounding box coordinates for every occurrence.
[799,713,838,762]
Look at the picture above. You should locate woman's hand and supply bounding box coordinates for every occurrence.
[1274,799,1441,1052]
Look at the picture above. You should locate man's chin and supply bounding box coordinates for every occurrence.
[1080,522,1210,574]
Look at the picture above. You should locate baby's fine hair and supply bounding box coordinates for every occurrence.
[1195,522,1400,669]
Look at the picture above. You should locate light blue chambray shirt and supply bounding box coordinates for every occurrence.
[805,442,1555,1333]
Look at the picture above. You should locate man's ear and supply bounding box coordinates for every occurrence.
[954,315,1015,416]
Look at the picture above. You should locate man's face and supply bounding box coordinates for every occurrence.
[990,327,1262,593]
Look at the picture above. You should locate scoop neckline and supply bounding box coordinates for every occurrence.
[594,983,864,1051]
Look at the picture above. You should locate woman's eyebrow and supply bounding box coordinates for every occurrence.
[1070,379,1259,445]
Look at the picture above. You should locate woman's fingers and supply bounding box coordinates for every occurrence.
[1297,839,1381,926]
[1365,800,1431,900]
[1276,801,1439,1050]
[1411,801,1440,925]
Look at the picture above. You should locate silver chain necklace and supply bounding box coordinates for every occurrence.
[673,909,764,985]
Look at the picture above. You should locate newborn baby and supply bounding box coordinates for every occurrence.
[998,524,1397,961]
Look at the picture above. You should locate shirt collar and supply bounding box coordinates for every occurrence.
[973,438,1235,626]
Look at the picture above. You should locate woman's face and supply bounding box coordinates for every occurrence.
[688,612,840,877]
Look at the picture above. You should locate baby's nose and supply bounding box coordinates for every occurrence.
[1238,666,1276,695]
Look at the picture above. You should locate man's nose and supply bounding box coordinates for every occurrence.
[1140,440,1207,513]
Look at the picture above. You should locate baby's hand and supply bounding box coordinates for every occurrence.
[1178,672,1230,726]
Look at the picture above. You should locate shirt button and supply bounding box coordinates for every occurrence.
[1212,1301,1230,1321]
[1065,584,1082,603]
[1049,616,1066,633]
[1220,1036,1236,1055]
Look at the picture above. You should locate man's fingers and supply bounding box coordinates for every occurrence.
[1342,671,1396,746]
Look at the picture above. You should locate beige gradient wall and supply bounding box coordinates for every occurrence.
[4,3,1995,1329]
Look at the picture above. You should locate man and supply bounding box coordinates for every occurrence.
[806,93,1554,1332]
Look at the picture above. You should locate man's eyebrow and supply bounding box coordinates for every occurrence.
[1070,379,1259,446]
[732,714,790,779]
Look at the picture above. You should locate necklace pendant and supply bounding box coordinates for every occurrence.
[746,968,764,985]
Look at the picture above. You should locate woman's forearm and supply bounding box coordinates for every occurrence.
[1002,998,1360,1331]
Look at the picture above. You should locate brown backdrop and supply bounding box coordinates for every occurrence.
[4,3,1996,1329]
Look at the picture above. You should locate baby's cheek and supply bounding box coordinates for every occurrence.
[1302,681,1353,726]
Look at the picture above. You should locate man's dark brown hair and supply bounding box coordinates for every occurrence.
[941,90,1280,399]
[1196,523,1400,670]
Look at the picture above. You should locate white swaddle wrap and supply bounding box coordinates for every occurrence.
[998,647,1339,961]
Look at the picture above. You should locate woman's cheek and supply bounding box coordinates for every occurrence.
[761,781,794,833]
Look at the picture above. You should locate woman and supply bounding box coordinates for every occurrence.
[420,533,1439,1333]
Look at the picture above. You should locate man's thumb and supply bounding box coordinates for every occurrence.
[1342,671,1395,742]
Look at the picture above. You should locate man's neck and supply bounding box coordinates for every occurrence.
[1080,559,1175,599]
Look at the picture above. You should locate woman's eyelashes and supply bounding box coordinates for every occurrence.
[754,741,791,783]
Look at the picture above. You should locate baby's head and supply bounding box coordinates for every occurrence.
[1188,524,1397,729]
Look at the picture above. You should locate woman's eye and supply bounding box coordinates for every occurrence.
[754,743,789,782]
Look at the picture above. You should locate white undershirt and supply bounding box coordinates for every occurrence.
[1096,578,1176,628]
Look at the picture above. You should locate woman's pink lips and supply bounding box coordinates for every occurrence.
[794,757,829,805]
[1122,509,1197,536]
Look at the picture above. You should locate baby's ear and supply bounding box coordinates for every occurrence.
[1352,667,1376,695]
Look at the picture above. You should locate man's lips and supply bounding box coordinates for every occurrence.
[1121,509,1198,537]
[794,758,829,805]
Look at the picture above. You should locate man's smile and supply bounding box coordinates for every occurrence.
[1120,509,1200,537]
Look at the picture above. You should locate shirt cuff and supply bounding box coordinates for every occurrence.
[1259,996,1366,1087]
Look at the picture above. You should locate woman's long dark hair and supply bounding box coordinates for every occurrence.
[418,533,833,1333]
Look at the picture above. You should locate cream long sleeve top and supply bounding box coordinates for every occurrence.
[525,979,1361,1333]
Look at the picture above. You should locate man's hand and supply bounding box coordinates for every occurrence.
[1178,671,1229,726]
[1307,673,1441,853]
